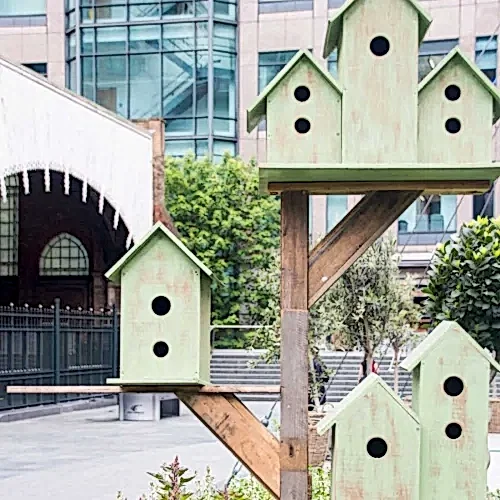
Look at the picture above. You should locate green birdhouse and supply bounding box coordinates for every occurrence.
[317,373,420,499]
[105,221,213,386]
[401,321,500,499]
[247,50,343,166]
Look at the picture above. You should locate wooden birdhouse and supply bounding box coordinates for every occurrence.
[317,373,420,499]
[322,0,432,163]
[418,47,500,164]
[105,221,213,386]
[246,50,343,165]
[401,321,500,499]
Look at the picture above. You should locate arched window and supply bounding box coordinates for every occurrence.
[39,233,89,276]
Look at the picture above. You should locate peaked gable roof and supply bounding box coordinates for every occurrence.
[401,320,500,372]
[418,47,500,123]
[317,373,419,436]
[105,221,213,284]
[246,49,343,133]
[323,0,432,58]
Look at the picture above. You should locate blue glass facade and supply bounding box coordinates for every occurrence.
[65,0,237,160]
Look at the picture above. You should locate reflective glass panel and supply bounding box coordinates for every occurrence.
[130,53,161,119]
[96,55,128,116]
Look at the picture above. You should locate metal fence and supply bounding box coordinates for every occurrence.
[0,299,119,411]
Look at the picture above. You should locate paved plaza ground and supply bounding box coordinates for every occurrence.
[0,401,500,499]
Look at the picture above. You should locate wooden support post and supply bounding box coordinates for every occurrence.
[177,392,280,498]
[308,190,422,307]
[280,191,309,500]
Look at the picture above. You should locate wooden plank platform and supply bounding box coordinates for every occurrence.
[5,385,281,395]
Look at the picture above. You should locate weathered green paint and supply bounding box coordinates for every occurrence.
[338,0,420,163]
[323,0,431,58]
[419,47,500,123]
[317,373,420,499]
[401,321,499,499]
[246,50,342,134]
[266,59,342,163]
[258,162,500,192]
[105,222,212,385]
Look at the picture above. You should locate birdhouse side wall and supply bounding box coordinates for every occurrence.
[119,234,202,383]
[266,59,342,163]
[198,273,211,384]
[331,384,420,499]
[418,60,493,163]
[338,0,419,163]
[415,341,490,499]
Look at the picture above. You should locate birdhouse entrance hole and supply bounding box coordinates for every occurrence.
[153,341,169,358]
[445,422,462,440]
[295,118,311,134]
[152,295,171,316]
[370,36,390,57]
[294,86,310,102]
[367,437,388,458]
[445,118,461,134]
[445,85,461,101]
[443,376,464,397]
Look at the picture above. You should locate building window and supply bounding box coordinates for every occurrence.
[0,0,46,26]
[326,195,348,232]
[476,36,497,83]
[418,39,458,82]
[166,139,208,158]
[327,50,338,79]
[0,175,19,277]
[328,0,347,7]
[39,233,90,277]
[473,186,494,219]
[398,195,457,245]
[259,0,313,14]
[23,63,47,77]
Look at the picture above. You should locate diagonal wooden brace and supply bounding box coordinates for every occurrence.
[177,391,280,498]
[308,190,422,308]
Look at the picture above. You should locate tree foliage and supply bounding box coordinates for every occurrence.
[164,153,280,347]
[424,217,500,363]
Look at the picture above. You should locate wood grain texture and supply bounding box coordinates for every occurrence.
[339,0,419,163]
[267,180,492,195]
[280,191,309,500]
[6,385,281,394]
[178,392,280,498]
[267,57,342,164]
[308,190,421,307]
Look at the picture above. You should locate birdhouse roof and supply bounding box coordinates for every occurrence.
[316,373,419,436]
[418,47,500,123]
[401,320,500,372]
[246,49,343,133]
[323,0,432,58]
[105,221,213,284]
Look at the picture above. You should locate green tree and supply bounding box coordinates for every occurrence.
[424,216,500,372]
[164,153,280,348]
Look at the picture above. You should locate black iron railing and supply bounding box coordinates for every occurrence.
[0,299,119,411]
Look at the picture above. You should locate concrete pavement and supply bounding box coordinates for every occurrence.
[1,402,500,499]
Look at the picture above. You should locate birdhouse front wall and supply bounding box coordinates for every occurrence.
[338,0,419,163]
[119,234,205,384]
[331,384,420,499]
[418,60,493,163]
[414,341,490,499]
[266,59,342,163]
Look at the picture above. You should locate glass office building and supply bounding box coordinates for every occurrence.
[65,0,237,160]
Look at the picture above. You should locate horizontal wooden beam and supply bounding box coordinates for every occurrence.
[178,392,280,498]
[308,190,422,308]
[5,385,281,395]
[268,180,491,195]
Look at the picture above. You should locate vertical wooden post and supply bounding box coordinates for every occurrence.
[280,191,309,500]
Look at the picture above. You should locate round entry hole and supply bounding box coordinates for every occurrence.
[444,376,464,397]
[367,437,388,458]
[445,118,461,134]
[295,118,311,134]
[370,36,390,57]
[294,86,311,102]
[445,422,462,440]
[152,296,171,316]
[445,85,461,101]
[153,341,169,358]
